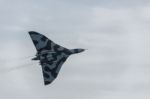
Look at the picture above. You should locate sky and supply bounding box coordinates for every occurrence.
[0,0,150,99]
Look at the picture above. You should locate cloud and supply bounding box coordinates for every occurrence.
[0,0,150,99]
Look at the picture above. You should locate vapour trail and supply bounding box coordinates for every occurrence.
[0,62,36,74]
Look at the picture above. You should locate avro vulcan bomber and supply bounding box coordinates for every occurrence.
[29,31,85,85]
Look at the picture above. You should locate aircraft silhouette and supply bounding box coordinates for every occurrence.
[29,31,85,85]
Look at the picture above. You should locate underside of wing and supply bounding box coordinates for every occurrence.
[40,52,68,85]
[29,31,69,54]
[29,31,72,85]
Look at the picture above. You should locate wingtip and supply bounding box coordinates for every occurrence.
[28,31,39,35]
[44,81,52,85]
[29,31,36,34]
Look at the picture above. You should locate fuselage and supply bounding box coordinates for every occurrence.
[31,48,85,61]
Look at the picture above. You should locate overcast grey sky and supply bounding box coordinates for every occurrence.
[0,0,150,99]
